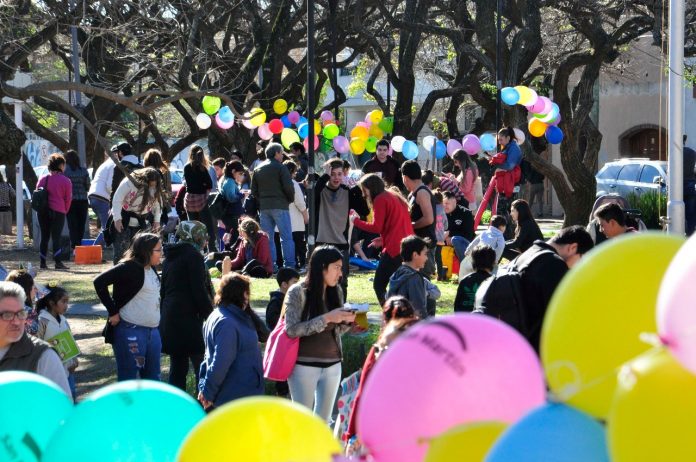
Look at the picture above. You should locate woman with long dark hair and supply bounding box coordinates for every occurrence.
[94,232,163,380]
[502,199,543,260]
[36,153,72,269]
[219,160,246,237]
[63,150,91,250]
[489,127,523,199]
[110,167,164,264]
[215,217,273,278]
[283,245,356,423]
[350,174,414,306]
[160,220,214,391]
[451,149,479,209]
[143,148,172,225]
[183,145,217,251]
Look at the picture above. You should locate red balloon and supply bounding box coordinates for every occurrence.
[268,119,284,134]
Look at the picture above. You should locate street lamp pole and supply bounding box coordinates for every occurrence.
[307,0,317,254]
[667,0,685,234]
[495,0,503,133]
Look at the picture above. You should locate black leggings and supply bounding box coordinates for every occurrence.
[373,252,402,306]
[168,353,204,392]
[187,205,218,252]
[66,199,89,247]
[39,210,66,263]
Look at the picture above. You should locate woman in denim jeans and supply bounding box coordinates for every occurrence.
[284,246,356,424]
[94,233,163,381]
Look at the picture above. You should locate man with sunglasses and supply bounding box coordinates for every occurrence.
[0,281,71,396]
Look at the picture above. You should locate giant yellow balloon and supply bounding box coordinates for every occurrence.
[608,349,696,461]
[541,233,684,419]
[177,397,341,462]
[424,421,507,462]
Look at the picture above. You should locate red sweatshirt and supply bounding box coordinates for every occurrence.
[230,232,274,274]
[353,191,414,258]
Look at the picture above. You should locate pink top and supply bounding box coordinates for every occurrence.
[37,173,72,214]
[458,168,477,205]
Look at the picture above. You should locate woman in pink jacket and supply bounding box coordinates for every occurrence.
[452,149,479,210]
[36,153,72,270]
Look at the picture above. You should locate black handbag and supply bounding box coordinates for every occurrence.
[31,176,49,212]
[207,192,229,219]
[102,320,115,344]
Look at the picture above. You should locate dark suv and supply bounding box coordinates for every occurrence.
[595,158,667,198]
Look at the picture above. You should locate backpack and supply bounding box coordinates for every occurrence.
[473,247,554,338]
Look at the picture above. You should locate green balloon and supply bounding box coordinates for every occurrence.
[281,128,301,149]
[365,136,378,153]
[202,96,221,115]
[378,116,394,134]
[322,123,340,140]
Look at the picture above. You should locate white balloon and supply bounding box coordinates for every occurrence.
[391,135,406,151]
[514,128,526,145]
[196,113,211,130]
[422,135,437,151]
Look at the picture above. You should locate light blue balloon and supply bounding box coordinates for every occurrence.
[402,140,419,160]
[0,371,74,462]
[218,106,234,123]
[42,380,205,462]
[501,87,520,105]
[297,116,308,127]
[298,123,309,139]
[281,115,291,127]
[435,140,447,159]
[485,403,609,462]
[480,133,497,151]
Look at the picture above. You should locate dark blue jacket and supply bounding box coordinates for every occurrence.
[198,304,264,407]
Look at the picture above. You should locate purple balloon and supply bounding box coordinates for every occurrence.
[447,139,463,156]
[462,134,482,156]
[287,111,300,124]
[333,135,350,154]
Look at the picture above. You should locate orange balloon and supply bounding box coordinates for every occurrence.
[350,125,369,141]
[528,118,548,137]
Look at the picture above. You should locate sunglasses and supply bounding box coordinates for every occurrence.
[0,311,29,322]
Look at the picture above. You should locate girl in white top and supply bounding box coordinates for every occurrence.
[35,285,78,400]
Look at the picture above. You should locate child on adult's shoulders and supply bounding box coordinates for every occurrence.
[455,245,496,313]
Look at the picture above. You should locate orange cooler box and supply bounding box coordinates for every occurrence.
[74,245,102,264]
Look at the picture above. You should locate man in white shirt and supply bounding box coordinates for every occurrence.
[0,282,71,397]
[88,145,121,237]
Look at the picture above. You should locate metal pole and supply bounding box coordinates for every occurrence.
[70,0,86,166]
[14,101,24,249]
[495,0,503,133]
[667,0,685,234]
[329,0,340,122]
[387,75,391,117]
[306,0,317,253]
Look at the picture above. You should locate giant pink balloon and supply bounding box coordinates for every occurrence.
[462,134,482,155]
[658,234,696,374]
[357,314,545,462]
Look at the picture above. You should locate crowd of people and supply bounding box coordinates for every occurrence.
[1,126,671,454]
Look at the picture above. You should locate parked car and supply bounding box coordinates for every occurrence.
[596,158,667,199]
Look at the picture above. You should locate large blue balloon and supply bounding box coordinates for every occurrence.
[485,403,609,462]
[480,133,497,152]
[501,87,520,105]
[297,115,308,127]
[545,125,564,145]
[402,140,419,160]
[0,371,73,462]
[298,123,309,139]
[42,380,205,462]
[435,140,447,159]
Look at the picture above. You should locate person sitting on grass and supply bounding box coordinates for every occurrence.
[465,214,507,267]
[212,217,273,278]
[386,236,441,319]
[454,245,496,313]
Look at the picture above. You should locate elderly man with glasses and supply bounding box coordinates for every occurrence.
[0,281,71,396]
